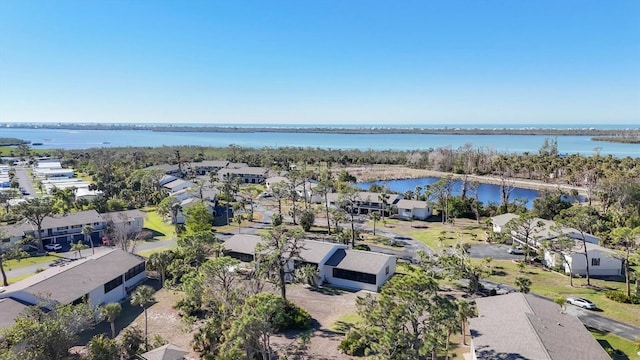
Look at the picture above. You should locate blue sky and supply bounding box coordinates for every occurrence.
[1,1,638,125]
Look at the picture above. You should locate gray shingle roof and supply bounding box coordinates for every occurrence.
[490,213,520,228]
[38,210,104,229]
[101,210,146,223]
[396,199,430,209]
[325,249,394,274]
[223,234,262,256]
[140,343,189,360]
[469,293,610,360]
[0,298,29,329]
[10,249,144,304]
[299,240,344,264]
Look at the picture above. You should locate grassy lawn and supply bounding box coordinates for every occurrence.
[398,220,487,249]
[142,210,176,240]
[482,259,640,326]
[590,328,639,359]
[7,272,37,284]
[330,312,362,334]
[137,244,177,258]
[3,255,59,271]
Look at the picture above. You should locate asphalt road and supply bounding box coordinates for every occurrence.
[14,166,36,197]
[469,243,525,260]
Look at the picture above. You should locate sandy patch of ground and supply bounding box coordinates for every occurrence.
[270,285,362,359]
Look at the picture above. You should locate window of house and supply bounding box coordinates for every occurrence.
[591,258,601,266]
[385,266,389,275]
[104,275,123,294]
[125,262,146,281]
[332,268,376,285]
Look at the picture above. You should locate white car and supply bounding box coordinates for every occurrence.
[44,243,63,252]
[566,297,597,310]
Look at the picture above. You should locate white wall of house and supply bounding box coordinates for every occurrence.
[566,249,621,276]
[397,207,432,220]
[544,249,621,276]
[323,257,396,292]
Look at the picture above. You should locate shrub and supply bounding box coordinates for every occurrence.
[299,209,315,232]
[605,291,640,304]
[353,244,371,251]
[338,329,373,356]
[271,299,312,331]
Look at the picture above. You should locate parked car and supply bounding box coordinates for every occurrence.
[508,245,537,255]
[566,297,597,310]
[44,243,63,252]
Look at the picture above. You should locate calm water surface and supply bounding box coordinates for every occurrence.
[1,128,639,157]
[357,177,541,208]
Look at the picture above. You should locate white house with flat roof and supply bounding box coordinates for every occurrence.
[0,249,146,311]
[469,293,610,360]
[396,199,433,220]
[222,234,396,292]
[543,240,622,277]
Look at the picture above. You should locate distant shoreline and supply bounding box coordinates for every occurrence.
[2,123,640,137]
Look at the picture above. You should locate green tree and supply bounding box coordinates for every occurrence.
[87,334,119,360]
[439,245,492,294]
[81,225,95,255]
[100,302,122,339]
[0,301,94,360]
[147,250,176,287]
[426,176,455,224]
[555,206,601,286]
[299,208,315,232]
[130,285,156,351]
[316,170,334,234]
[234,214,245,233]
[610,226,640,297]
[14,197,53,254]
[256,226,305,301]
[184,201,213,234]
[554,296,566,313]
[341,268,454,359]
[369,211,381,235]
[515,276,532,293]
[456,300,476,346]
[505,213,544,264]
[337,185,361,247]
[0,241,28,286]
[120,326,144,358]
[71,240,89,258]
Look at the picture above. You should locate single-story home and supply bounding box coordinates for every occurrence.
[218,167,268,184]
[137,343,190,360]
[469,293,610,360]
[101,209,147,237]
[490,213,519,233]
[543,240,622,277]
[223,234,396,292]
[326,192,402,216]
[396,199,433,220]
[0,249,146,311]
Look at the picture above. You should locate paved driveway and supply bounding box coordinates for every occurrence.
[14,166,36,197]
[469,243,523,260]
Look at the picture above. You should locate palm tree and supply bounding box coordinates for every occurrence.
[100,302,122,338]
[234,214,245,233]
[130,285,155,351]
[456,300,475,346]
[71,241,88,258]
[515,276,532,293]
[369,211,380,235]
[82,225,95,255]
[147,250,175,287]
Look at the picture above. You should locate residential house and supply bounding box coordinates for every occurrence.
[265,176,287,191]
[469,292,610,360]
[0,249,146,310]
[162,178,193,195]
[218,167,268,184]
[265,176,320,202]
[138,344,190,360]
[222,235,396,292]
[326,191,402,216]
[101,210,147,238]
[0,210,147,249]
[543,241,622,277]
[33,159,74,179]
[144,164,183,177]
[490,214,620,277]
[0,165,10,188]
[396,199,433,220]
[490,213,519,233]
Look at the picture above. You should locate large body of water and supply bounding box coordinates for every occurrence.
[357,177,542,208]
[2,128,640,157]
